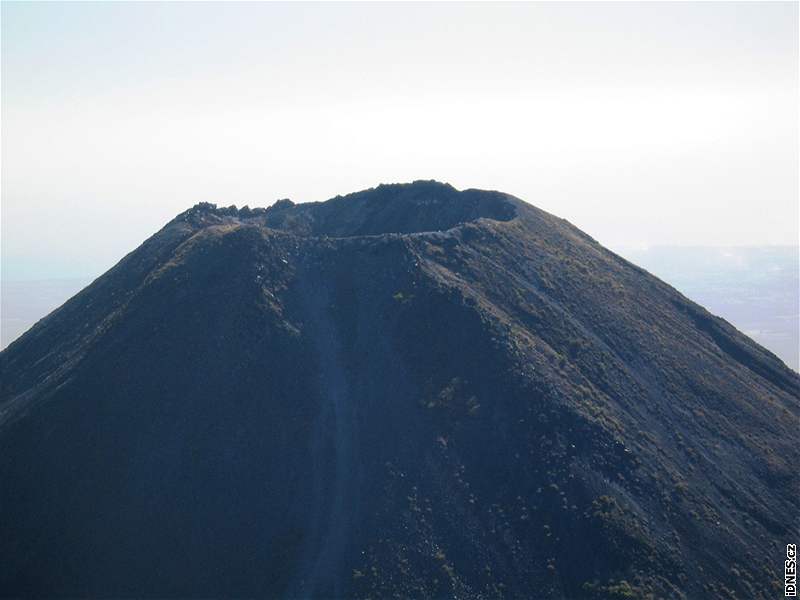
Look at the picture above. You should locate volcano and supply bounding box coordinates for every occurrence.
[1,181,797,599]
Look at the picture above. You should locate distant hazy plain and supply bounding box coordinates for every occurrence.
[1,278,92,350]
[615,246,799,371]
[2,246,797,371]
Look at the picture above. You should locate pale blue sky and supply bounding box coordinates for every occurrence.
[2,1,798,280]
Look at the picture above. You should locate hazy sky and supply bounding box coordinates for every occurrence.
[2,1,798,280]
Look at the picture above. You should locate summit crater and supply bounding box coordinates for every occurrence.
[178,180,519,238]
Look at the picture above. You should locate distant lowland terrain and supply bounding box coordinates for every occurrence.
[1,279,93,349]
[3,247,797,371]
[616,246,799,372]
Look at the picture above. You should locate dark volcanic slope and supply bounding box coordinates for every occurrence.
[1,181,798,599]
